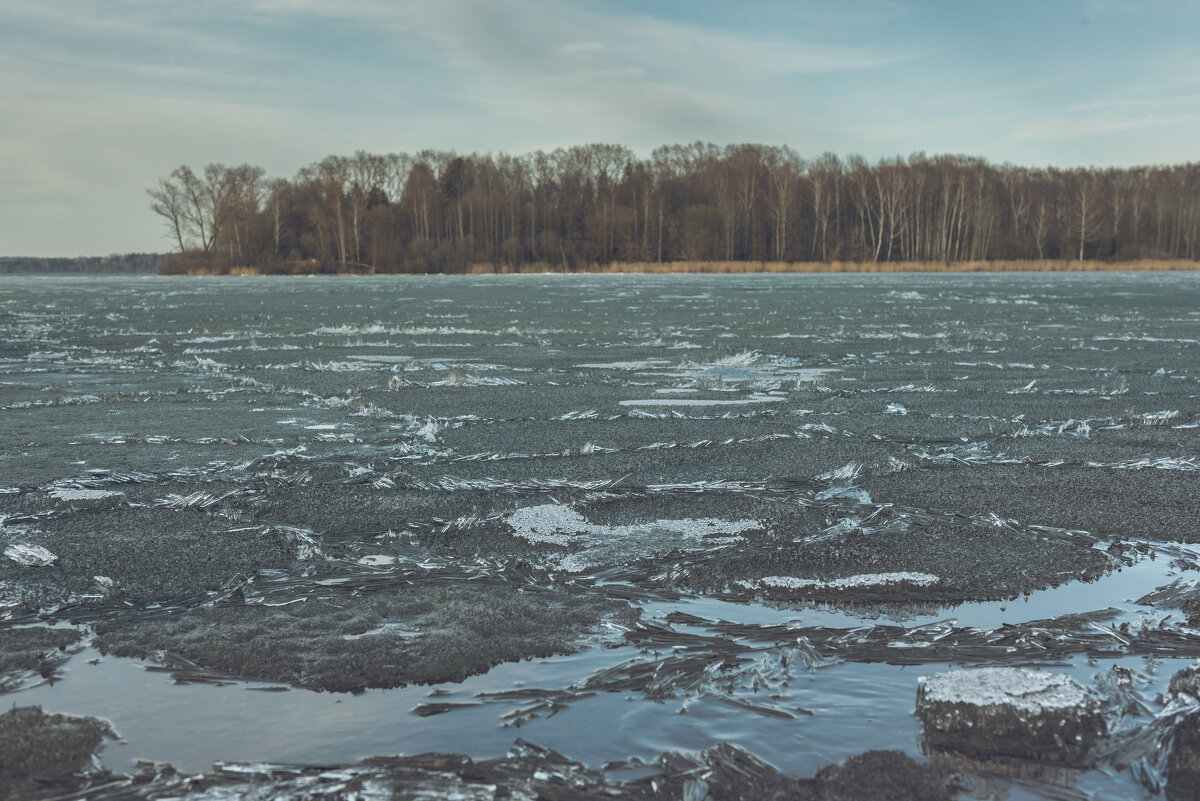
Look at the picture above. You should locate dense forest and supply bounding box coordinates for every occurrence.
[0,254,165,275]
[149,145,1200,274]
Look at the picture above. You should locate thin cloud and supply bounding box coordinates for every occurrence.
[1014,96,1200,140]
[553,42,607,57]
[0,2,255,61]
[3,0,1199,255]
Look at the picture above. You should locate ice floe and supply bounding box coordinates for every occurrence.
[918,667,1096,714]
[5,543,58,566]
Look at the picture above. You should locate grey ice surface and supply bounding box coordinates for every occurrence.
[2,272,1200,800]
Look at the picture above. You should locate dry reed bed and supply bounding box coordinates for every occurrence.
[178,259,1200,276]
[465,259,1200,275]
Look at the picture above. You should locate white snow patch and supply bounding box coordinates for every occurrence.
[5,543,58,567]
[576,360,670,370]
[49,488,123,502]
[752,572,941,591]
[918,667,1096,714]
[884,403,908,415]
[358,555,398,567]
[311,324,393,335]
[581,350,836,385]
[504,504,760,572]
[619,394,785,407]
[347,355,414,364]
[179,335,236,344]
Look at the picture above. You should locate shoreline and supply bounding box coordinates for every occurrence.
[161,258,1200,276]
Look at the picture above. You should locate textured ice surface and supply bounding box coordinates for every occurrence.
[505,504,760,572]
[918,667,1095,714]
[4,543,58,566]
[4,273,1199,800]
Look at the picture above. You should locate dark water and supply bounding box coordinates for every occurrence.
[3,273,1200,799]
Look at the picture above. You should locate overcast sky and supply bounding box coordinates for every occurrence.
[3,0,1198,257]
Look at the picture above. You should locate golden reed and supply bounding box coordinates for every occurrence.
[464,259,1200,275]
[175,259,1200,276]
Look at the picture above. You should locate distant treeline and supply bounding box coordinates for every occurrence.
[149,145,1200,274]
[0,254,165,275]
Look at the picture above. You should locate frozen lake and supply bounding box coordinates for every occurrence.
[3,272,1200,799]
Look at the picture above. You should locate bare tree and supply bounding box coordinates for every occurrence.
[151,148,1200,272]
[148,175,188,253]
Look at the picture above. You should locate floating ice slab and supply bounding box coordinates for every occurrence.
[920,667,1093,713]
[917,667,1106,762]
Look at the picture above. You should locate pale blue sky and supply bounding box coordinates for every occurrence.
[2,0,1198,256]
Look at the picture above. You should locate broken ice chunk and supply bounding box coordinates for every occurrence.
[917,667,1106,762]
[814,486,871,504]
[5,543,58,567]
[815,462,862,483]
[1166,662,1200,801]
